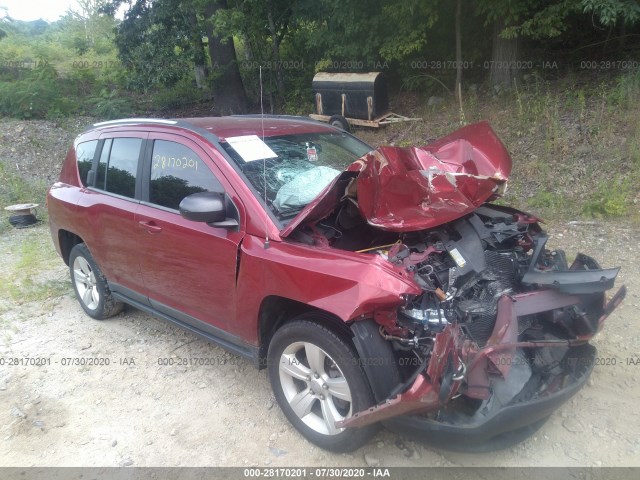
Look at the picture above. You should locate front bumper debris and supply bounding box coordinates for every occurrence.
[339,283,626,446]
[384,344,595,451]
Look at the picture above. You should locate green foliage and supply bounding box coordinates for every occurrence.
[0,1,124,119]
[479,0,640,42]
[529,190,565,210]
[582,177,632,217]
[152,78,210,111]
[0,161,46,206]
[0,64,76,118]
[582,0,640,26]
[2,0,640,117]
[607,69,640,107]
[86,89,133,119]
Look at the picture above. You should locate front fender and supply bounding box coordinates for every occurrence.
[232,234,420,344]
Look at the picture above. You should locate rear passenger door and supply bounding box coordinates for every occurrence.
[135,133,245,332]
[79,132,147,302]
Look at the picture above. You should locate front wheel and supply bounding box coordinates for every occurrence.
[69,243,123,320]
[268,317,377,452]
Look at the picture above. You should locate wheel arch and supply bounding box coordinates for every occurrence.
[58,230,85,266]
[257,295,354,368]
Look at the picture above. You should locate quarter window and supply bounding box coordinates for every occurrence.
[76,140,98,187]
[149,140,222,210]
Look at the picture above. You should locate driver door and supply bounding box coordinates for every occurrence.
[135,133,244,332]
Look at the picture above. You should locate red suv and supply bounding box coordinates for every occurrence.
[48,116,625,452]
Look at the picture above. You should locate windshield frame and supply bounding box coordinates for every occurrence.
[220,130,372,225]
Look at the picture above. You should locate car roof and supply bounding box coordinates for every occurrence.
[90,115,338,141]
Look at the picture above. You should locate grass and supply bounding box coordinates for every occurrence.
[0,224,69,312]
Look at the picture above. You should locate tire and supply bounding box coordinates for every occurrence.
[268,316,377,452]
[69,243,123,320]
[328,115,350,132]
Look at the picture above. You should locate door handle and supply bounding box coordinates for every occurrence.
[138,220,163,233]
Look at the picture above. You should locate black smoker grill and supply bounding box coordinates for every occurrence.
[309,72,420,131]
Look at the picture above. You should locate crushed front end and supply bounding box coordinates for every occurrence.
[282,121,625,449]
[338,205,625,449]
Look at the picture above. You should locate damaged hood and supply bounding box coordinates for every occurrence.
[281,121,512,236]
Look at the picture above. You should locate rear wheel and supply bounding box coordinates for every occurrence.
[268,317,377,452]
[69,243,123,320]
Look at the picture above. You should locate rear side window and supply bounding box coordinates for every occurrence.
[149,140,223,210]
[95,138,143,198]
[76,140,98,187]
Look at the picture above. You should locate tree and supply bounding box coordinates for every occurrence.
[476,0,531,89]
[107,0,248,112]
[0,6,9,39]
[477,0,640,88]
[211,0,297,107]
[105,0,200,90]
[455,0,462,104]
[203,0,248,113]
[61,0,117,55]
[581,0,640,26]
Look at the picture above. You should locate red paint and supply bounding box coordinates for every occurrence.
[282,121,512,235]
[48,117,422,346]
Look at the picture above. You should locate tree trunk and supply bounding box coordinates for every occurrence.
[205,0,248,114]
[619,21,626,50]
[490,19,518,89]
[194,65,207,89]
[187,12,208,89]
[266,5,285,96]
[455,0,462,103]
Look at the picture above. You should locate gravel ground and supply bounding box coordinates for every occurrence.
[0,118,638,468]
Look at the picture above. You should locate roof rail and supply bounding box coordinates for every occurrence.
[231,114,322,124]
[93,118,177,127]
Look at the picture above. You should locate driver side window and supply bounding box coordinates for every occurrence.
[149,140,223,210]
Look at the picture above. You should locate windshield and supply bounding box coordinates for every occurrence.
[221,132,371,221]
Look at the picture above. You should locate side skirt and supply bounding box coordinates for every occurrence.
[110,285,260,367]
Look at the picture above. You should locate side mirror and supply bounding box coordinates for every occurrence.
[179,191,239,229]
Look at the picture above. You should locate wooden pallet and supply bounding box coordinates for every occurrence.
[309,112,421,128]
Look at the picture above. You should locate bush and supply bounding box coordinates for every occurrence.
[152,78,210,111]
[0,64,75,119]
[582,177,632,218]
[85,89,133,119]
[607,69,640,107]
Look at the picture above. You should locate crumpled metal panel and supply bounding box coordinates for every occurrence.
[353,121,512,231]
[280,121,512,237]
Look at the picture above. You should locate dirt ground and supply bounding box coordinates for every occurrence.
[0,219,638,468]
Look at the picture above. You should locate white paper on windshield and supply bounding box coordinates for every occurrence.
[226,135,278,162]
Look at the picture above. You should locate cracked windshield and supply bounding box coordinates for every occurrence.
[221,132,371,221]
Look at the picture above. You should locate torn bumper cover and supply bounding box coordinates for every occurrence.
[338,282,626,448]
